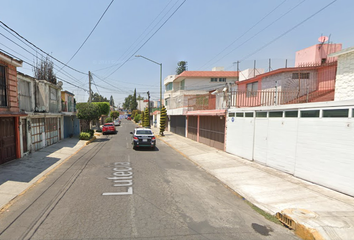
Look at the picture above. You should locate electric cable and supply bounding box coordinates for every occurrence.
[56,0,115,74]
[0,20,87,75]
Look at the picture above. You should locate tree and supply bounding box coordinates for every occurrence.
[110,111,119,119]
[122,93,137,111]
[109,95,115,107]
[76,103,100,131]
[92,102,110,116]
[160,105,167,136]
[131,89,137,110]
[91,92,108,102]
[176,61,187,75]
[33,55,57,84]
[143,107,150,127]
[137,94,144,100]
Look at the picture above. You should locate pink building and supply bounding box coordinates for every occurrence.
[295,43,342,67]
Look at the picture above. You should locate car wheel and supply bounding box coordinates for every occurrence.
[103,132,105,135]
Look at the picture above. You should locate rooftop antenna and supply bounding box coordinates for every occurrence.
[318,35,329,49]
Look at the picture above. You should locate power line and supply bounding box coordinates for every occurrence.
[102,0,186,80]
[198,0,288,70]
[56,0,115,74]
[0,20,87,75]
[240,0,337,62]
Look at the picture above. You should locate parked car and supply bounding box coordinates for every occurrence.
[114,119,121,126]
[102,123,117,135]
[127,117,131,120]
[130,127,156,150]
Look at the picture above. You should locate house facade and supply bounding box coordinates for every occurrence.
[61,91,79,138]
[164,68,238,150]
[0,51,24,164]
[17,72,63,156]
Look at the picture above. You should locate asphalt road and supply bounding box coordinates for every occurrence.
[0,120,299,240]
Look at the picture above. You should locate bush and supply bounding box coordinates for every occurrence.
[79,132,91,140]
[85,129,94,137]
[134,114,141,123]
[105,117,113,123]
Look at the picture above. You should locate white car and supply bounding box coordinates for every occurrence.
[114,119,121,126]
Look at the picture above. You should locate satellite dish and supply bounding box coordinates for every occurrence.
[318,36,329,43]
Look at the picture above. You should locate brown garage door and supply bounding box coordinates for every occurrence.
[0,117,16,164]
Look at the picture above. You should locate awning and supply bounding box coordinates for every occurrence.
[186,109,226,116]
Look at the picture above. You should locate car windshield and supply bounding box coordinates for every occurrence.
[105,124,113,127]
[136,130,152,135]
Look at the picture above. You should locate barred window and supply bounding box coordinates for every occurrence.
[292,72,310,79]
[0,65,7,106]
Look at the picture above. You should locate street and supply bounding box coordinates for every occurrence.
[0,120,299,240]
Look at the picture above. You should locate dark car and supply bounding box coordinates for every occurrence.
[130,128,156,149]
[102,123,117,135]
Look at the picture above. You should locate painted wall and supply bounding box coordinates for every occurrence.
[334,51,354,101]
[295,44,341,66]
[226,102,354,197]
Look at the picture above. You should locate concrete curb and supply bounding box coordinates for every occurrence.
[85,136,96,145]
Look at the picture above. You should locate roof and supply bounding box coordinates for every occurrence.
[0,51,22,67]
[236,62,337,85]
[328,46,354,57]
[178,71,239,78]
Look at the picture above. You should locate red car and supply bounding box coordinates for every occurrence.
[127,117,131,120]
[102,123,117,135]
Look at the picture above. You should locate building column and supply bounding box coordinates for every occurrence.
[197,115,200,142]
[15,116,21,158]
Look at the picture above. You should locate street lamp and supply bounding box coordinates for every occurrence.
[135,55,163,109]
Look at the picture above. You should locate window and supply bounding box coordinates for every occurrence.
[285,111,298,118]
[292,72,310,79]
[219,78,226,82]
[236,112,243,117]
[211,78,217,82]
[269,111,283,118]
[180,80,185,90]
[300,110,320,118]
[323,109,349,118]
[256,112,267,118]
[19,80,31,111]
[245,112,254,118]
[246,81,258,97]
[0,65,7,107]
[166,83,173,91]
[228,112,235,117]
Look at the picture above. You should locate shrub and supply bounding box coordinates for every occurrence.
[85,129,94,137]
[134,114,141,123]
[79,132,91,140]
[105,117,113,123]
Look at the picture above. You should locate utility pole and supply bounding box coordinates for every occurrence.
[88,71,92,103]
[147,91,151,128]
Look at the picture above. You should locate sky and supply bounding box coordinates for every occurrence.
[1,0,353,106]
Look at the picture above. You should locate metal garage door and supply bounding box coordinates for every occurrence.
[170,115,186,137]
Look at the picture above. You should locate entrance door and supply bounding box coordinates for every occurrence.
[22,119,28,153]
[0,117,16,164]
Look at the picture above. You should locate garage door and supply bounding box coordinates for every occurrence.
[0,117,16,164]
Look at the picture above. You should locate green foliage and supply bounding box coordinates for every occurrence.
[176,61,187,75]
[76,103,101,127]
[92,102,110,116]
[109,95,115,107]
[110,111,119,119]
[122,91,138,111]
[143,107,150,127]
[85,129,94,137]
[105,117,113,123]
[160,105,167,135]
[90,92,108,102]
[131,89,137,110]
[131,109,141,119]
[141,111,144,125]
[79,132,91,140]
[134,114,141,123]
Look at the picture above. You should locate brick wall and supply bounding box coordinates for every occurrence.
[0,60,19,113]
[334,51,354,101]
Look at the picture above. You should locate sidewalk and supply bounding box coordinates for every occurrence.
[0,138,87,211]
[151,126,354,240]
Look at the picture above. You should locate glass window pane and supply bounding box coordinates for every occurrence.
[285,111,298,118]
[269,111,283,118]
[245,112,254,117]
[236,112,243,117]
[323,109,349,118]
[228,112,235,117]
[256,112,267,118]
[300,110,320,118]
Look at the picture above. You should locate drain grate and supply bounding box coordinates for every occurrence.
[276,212,296,229]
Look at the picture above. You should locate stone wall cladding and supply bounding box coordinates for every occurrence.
[335,51,354,101]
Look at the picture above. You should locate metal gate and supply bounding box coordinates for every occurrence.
[21,119,27,153]
[31,118,45,151]
[0,117,16,164]
[170,115,186,137]
[199,116,225,150]
[45,118,58,146]
[187,116,198,141]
